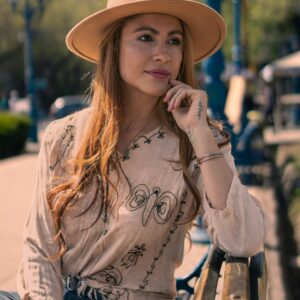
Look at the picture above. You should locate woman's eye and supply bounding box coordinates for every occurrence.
[169,38,182,46]
[138,35,153,42]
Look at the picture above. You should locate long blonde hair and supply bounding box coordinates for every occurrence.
[47,16,229,260]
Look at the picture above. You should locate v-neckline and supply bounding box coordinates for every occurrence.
[116,124,165,156]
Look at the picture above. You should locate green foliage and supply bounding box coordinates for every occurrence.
[0,0,23,53]
[222,0,299,66]
[0,0,105,109]
[0,111,31,158]
[32,0,106,109]
[0,0,24,93]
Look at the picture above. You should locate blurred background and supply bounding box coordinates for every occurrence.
[0,0,300,299]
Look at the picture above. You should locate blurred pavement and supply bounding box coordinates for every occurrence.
[0,152,38,291]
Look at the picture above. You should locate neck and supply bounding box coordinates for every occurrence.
[120,86,161,130]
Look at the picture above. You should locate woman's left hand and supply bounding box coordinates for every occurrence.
[163,79,209,132]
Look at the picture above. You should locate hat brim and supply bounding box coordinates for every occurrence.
[66,0,227,64]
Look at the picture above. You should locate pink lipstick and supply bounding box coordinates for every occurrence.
[145,69,171,79]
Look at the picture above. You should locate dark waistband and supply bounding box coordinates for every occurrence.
[64,276,105,300]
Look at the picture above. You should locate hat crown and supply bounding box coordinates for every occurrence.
[107,0,160,9]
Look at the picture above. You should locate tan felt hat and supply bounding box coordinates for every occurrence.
[66,0,227,64]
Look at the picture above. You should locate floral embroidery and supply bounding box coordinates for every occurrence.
[91,265,122,286]
[77,282,129,300]
[120,126,165,161]
[50,124,75,171]
[126,184,178,226]
[86,266,129,300]
[100,286,129,300]
[121,244,146,269]
[138,191,187,290]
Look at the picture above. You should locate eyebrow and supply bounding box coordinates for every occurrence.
[133,26,183,36]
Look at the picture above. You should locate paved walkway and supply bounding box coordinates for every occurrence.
[0,152,38,291]
[0,148,287,299]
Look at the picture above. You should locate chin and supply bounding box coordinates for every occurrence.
[143,85,169,98]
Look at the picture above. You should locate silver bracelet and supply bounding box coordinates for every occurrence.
[196,151,223,165]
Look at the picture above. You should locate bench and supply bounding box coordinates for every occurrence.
[176,246,267,300]
[274,93,300,131]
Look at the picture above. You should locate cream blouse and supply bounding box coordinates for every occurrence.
[17,108,267,300]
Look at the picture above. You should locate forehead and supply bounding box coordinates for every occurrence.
[123,13,182,31]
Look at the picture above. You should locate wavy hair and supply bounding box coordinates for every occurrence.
[47,15,229,260]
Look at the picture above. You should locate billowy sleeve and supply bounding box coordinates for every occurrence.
[192,142,268,257]
[17,122,63,300]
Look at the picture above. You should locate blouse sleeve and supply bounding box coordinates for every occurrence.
[194,142,268,257]
[17,122,63,300]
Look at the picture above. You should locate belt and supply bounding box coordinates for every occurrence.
[65,276,80,292]
[65,276,105,300]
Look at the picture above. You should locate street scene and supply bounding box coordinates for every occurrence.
[1,0,300,299]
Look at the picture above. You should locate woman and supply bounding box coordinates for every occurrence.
[1,0,267,299]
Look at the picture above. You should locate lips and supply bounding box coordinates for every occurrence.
[145,69,171,79]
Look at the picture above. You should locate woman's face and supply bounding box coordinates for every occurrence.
[119,13,183,98]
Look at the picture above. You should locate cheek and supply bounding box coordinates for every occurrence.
[119,47,131,79]
[119,42,148,80]
[172,50,183,77]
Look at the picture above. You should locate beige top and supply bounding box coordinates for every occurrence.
[17,108,267,300]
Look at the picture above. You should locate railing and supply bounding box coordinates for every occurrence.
[177,246,267,300]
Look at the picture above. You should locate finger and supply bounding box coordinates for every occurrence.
[164,85,185,102]
[171,102,189,119]
[168,90,186,111]
[172,88,197,107]
[172,90,187,109]
[167,90,180,111]
[164,85,191,103]
[167,95,177,111]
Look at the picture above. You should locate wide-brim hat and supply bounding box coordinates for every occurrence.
[66,0,227,64]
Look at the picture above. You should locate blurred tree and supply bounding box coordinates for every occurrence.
[0,0,105,111]
[222,0,300,69]
[0,0,24,94]
[32,0,106,111]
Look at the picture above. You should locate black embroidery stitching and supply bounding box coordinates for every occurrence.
[50,124,75,171]
[121,243,146,269]
[119,126,165,161]
[138,190,187,290]
[192,163,200,176]
[99,285,129,300]
[125,184,178,226]
[90,265,122,286]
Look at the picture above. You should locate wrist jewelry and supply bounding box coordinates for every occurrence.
[196,151,223,165]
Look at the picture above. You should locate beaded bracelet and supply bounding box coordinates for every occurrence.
[196,151,223,165]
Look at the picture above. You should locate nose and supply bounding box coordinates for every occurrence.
[152,43,171,63]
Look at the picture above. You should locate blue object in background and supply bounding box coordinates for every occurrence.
[203,0,228,125]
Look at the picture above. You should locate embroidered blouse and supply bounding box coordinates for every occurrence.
[17,108,267,300]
